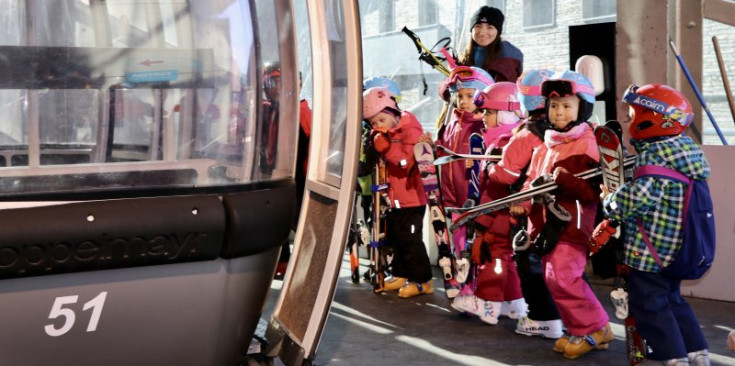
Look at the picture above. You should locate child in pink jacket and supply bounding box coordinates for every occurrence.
[433,66,494,298]
[490,69,564,340]
[514,70,613,360]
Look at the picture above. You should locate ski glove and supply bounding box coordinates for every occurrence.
[588,219,619,256]
[373,132,391,155]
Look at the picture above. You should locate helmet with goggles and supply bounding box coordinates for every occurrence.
[474,82,523,125]
[541,70,596,104]
[517,68,553,113]
[622,83,693,140]
[438,66,494,101]
[541,70,596,123]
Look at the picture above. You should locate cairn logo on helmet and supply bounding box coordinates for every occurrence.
[631,95,666,113]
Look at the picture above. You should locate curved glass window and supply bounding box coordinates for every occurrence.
[0,0,296,196]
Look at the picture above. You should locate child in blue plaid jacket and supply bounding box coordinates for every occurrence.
[601,83,710,365]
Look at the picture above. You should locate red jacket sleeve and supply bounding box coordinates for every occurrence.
[553,155,600,204]
[487,129,540,185]
[383,113,423,171]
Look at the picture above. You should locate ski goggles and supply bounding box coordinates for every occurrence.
[541,79,595,99]
[447,66,494,87]
[516,81,542,96]
[473,90,521,111]
[622,84,693,126]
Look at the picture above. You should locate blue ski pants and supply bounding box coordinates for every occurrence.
[628,268,708,360]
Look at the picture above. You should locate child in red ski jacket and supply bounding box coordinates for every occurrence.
[363,87,432,298]
[450,81,526,325]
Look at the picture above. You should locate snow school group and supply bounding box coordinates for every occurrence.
[358,5,714,365]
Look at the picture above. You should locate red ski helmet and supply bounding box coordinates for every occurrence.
[622,83,693,140]
[363,87,399,120]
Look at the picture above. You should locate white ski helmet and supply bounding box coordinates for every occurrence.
[473,82,523,125]
[517,68,553,113]
[363,87,399,120]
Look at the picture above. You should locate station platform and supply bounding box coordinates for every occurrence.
[255,257,735,366]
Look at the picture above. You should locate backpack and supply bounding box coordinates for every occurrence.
[634,165,715,280]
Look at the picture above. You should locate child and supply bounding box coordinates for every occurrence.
[433,66,494,299]
[514,70,613,359]
[495,69,565,339]
[449,81,526,325]
[458,6,523,82]
[601,83,711,365]
[362,87,433,298]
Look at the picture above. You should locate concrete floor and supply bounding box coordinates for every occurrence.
[255,257,735,366]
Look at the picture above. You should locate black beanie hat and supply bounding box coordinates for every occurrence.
[470,6,504,36]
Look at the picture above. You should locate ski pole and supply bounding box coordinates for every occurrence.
[712,36,735,126]
[402,26,450,76]
[668,39,728,145]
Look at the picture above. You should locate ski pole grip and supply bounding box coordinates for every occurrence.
[402,26,422,53]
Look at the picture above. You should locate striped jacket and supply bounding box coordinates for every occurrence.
[602,135,710,272]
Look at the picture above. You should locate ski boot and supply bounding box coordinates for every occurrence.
[515,316,563,339]
[450,296,500,325]
[688,349,710,366]
[478,300,501,325]
[398,280,433,298]
[658,358,691,366]
[500,298,528,319]
[610,287,629,319]
[383,276,406,291]
[562,323,615,359]
[450,295,482,314]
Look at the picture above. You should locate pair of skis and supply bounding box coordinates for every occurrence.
[444,154,636,233]
[595,123,647,366]
[369,157,391,293]
[456,134,484,285]
[412,134,487,298]
[414,141,461,298]
[433,145,501,166]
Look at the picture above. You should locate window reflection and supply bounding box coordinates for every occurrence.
[0,0,297,196]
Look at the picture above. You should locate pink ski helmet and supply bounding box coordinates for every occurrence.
[474,82,523,125]
[363,87,399,120]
